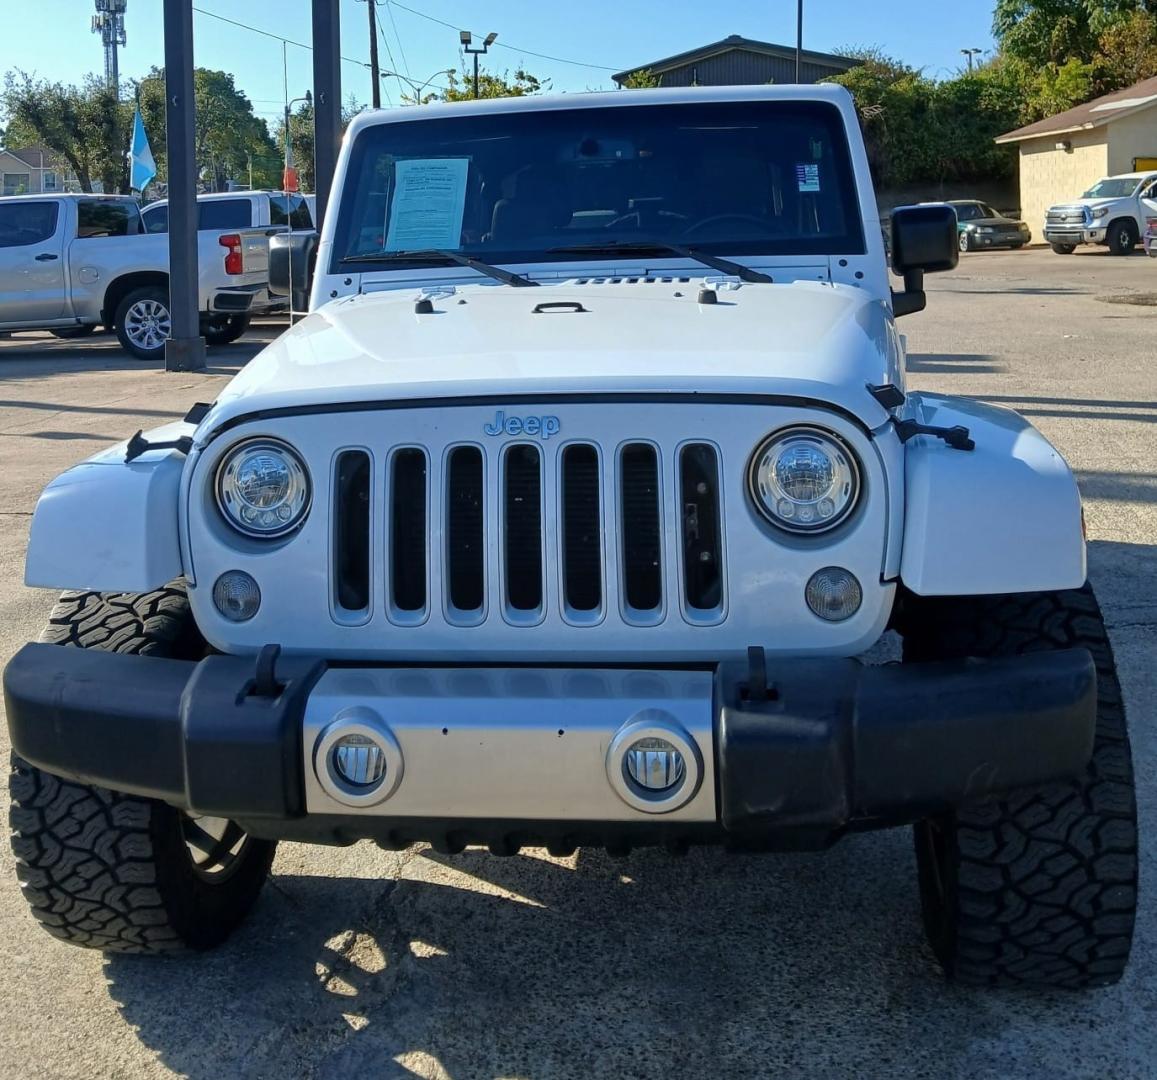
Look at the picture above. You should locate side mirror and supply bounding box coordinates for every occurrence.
[269,231,319,318]
[889,204,958,317]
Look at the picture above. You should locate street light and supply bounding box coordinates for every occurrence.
[460,30,498,99]
[961,48,983,73]
[380,68,455,103]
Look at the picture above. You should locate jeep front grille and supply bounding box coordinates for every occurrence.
[332,438,726,628]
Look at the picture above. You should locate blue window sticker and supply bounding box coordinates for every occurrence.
[796,163,820,193]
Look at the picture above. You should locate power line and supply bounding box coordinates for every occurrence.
[189,5,375,74]
[388,2,623,72]
[384,1,412,79]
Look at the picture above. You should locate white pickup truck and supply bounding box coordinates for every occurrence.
[0,193,281,359]
[141,190,316,234]
[1043,170,1157,254]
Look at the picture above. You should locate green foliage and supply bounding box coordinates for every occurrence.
[828,56,1019,187]
[620,69,661,89]
[136,68,281,190]
[2,73,131,192]
[406,65,548,104]
[271,95,363,193]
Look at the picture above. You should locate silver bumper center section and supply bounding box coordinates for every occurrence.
[303,668,717,821]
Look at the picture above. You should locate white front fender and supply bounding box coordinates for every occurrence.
[25,423,190,593]
[900,394,1085,595]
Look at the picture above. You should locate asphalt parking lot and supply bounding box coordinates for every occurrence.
[0,249,1155,1080]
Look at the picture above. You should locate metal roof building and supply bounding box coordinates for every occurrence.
[612,34,859,88]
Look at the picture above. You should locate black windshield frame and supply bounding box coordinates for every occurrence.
[330,100,866,274]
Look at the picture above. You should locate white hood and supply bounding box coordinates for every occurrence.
[203,279,898,436]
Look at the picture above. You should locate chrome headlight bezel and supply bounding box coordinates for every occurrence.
[214,437,312,539]
[747,425,861,535]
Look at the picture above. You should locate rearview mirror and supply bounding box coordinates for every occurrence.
[889,204,958,317]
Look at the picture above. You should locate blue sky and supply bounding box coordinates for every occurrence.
[1,0,998,132]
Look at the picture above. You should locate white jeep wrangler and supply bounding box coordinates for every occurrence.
[5,86,1136,988]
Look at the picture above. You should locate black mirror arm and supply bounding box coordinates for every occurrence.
[891,268,925,318]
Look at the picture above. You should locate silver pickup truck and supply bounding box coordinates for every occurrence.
[0,194,280,359]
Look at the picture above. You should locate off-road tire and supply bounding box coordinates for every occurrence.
[900,585,1137,988]
[8,585,276,953]
[202,313,251,347]
[1050,242,1077,255]
[1107,220,1137,256]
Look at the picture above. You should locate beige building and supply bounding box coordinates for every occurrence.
[997,75,1157,237]
[0,146,77,197]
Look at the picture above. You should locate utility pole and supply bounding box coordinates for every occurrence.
[460,30,497,99]
[795,0,803,82]
[162,0,204,372]
[312,0,342,229]
[365,0,381,108]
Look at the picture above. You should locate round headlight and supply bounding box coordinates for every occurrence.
[215,438,311,538]
[748,427,860,533]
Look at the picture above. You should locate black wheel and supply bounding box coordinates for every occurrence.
[1051,242,1077,255]
[114,286,171,361]
[900,585,1137,988]
[50,325,98,340]
[8,585,276,954]
[958,232,972,253]
[202,313,251,347]
[1107,220,1137,256]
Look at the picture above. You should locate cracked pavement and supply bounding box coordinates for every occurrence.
[0,249,1155,1079]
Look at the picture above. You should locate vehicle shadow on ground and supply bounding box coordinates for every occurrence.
[905,352,1006,374]
[101,836,1053,1080]
[100,540,1155,1080]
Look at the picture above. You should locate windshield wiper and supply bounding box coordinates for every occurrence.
[341,248,538,287]
[547,241,772,284]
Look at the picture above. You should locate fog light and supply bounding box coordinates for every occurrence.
[212,570,261,622]
[625,738,686,792]
[805,566,862,622]
[314,708,404,808]
[332,733,387,788]
[606,713,703,814]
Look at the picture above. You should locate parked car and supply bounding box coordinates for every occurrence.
[0,194,280,359]
[5,85,1137,991]
[140,190,316,234]
[944,200,1031,251]
[1043,171,1157,254]
[1145,216,1157,256]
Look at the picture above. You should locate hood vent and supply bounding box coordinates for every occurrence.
[567,276,692,286]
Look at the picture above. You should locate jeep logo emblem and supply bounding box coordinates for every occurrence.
[484,410,560,440]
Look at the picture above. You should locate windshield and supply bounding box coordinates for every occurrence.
[1082,178,1143,199]
[331,100,864,271]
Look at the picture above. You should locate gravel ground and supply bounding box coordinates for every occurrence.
[0,250,1154,1080]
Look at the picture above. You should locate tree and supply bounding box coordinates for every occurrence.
[1093,9,1157,89]
[828,50,1019,188]
[136,67,281,191]
[2,73,130,192]
[405,65,548,104]
[271,94,364,193]
[620,69,661,89]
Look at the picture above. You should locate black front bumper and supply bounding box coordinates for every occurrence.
[3,644,1096,851]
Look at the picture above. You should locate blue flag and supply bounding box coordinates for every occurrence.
[130,108,156,193]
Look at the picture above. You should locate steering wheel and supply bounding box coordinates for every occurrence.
[682,214,781,237]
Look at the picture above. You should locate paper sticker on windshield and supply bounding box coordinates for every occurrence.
[385,157,469,251]
[796,163,820,192]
